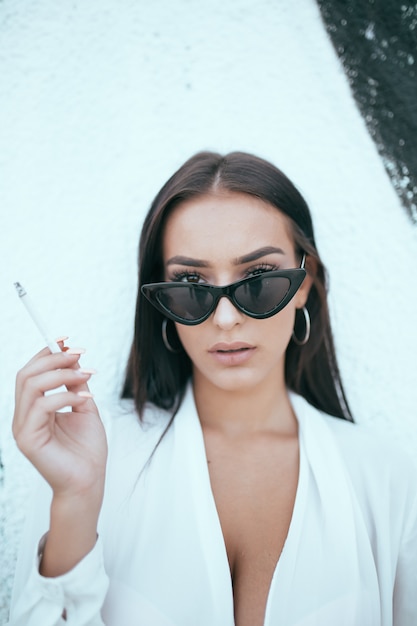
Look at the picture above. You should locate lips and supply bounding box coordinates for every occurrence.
[208,342,256,366]
[209,342,254,353]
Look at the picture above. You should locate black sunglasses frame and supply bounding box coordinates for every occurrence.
[141,255,306,326]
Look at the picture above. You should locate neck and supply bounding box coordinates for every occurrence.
[192,374,297,438]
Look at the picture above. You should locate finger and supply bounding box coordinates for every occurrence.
[23,346,59,369]
[18,335,69,371]
[65,368,97,394]
[14,391,95,451]
[55,336,69,346]
[21,336,69,367]
[57,349,96,411]
[28,336,69,359]
[15,351,83,415]
[27,367,93,395]
[14,368,94,430]
[58,348,97,410]
[16,350,85,390]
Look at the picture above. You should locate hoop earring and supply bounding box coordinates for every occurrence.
[162,318,182,353]
[292,306,310,346]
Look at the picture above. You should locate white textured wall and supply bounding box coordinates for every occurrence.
[1,0,416,621]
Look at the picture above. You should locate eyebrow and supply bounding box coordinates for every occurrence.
[166,255,210,267]
[166,246,285,267]
[233,246,285,265]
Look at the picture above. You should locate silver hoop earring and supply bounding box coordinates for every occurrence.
[292,306,310,346]
[162,318,182,353]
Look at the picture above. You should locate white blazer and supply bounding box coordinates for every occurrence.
[8,386,417,625]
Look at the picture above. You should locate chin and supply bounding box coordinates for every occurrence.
[196,367,266,394]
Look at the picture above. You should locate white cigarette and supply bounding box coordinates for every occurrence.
[14,282,62,354]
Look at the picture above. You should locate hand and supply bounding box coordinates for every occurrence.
[13,344,108,501]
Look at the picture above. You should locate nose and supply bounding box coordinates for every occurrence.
[211,295,243,329]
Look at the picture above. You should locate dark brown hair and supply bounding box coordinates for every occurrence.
[122,151,353,422]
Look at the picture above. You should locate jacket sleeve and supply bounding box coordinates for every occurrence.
[6,420,112,626]
[7,534,109,626]
[393,482,417,626]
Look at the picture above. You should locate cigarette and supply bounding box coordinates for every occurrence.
[14,282,62,354]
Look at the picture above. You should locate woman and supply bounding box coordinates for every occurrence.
[9,152,417,625]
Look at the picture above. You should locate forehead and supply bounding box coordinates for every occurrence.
[162,192,295,260]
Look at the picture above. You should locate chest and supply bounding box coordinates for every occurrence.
[204,431,299,626]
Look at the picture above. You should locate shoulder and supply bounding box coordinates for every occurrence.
[324,413,416,484]
[292,393,417,533]
[294,392,417,487]
[322,411,417,535]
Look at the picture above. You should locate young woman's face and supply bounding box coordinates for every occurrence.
[162,192,312,394]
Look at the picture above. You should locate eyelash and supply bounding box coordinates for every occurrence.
[171,270,203,283]
[244,263,279,277]
[170,263,279,284]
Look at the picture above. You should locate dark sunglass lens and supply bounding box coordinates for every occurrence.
[235,275,291,314]
[157,285,214,320]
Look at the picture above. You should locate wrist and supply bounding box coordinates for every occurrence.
[50,489,103,537]
[52,480,105,508]
[39,490,103,578]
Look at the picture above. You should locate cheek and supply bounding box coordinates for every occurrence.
[174,325,202,357]
[265,305,297,348]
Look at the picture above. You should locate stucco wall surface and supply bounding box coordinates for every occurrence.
[0,0,416,622]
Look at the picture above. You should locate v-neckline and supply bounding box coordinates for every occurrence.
[178,385,309,626]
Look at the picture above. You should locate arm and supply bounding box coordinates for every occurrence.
[9,535,108,626]
[8,344,109,624]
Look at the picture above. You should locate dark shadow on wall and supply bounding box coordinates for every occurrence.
[317,0,417,224]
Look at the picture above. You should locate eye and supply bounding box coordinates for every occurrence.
[244,263,279,278]
[171,270,204,284]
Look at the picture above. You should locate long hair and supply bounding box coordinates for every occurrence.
[122,151,353,422]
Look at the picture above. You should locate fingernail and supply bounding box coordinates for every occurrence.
[55,335,69,343]
[65,348,86,355]
[78,368,97,375]
[78,391,94,398]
